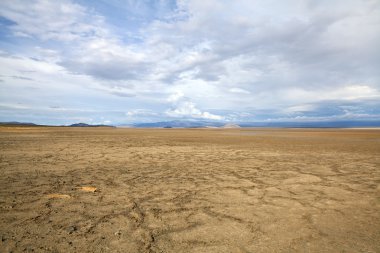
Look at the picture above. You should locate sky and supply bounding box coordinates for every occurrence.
[0,0,379,125]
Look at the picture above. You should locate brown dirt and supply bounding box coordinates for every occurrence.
[0,127,379,252]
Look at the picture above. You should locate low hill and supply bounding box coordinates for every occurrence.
[0,121,43,127]
[69,123,114,127]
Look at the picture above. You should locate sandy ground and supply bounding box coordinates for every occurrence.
[0,127,379,253]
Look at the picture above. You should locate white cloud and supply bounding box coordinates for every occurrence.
[166,101,223,120]
[126,109,157,117]
[229,88,251,94]
[284,104,316,114]
[166,91,224,120]
[0,0,107,41]
[329,85,380,100]
[167,91,184,103]
[280,85,380,104]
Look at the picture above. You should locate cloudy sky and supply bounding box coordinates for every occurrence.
[0,0,379,125]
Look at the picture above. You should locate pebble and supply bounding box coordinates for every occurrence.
[66,226,77,234]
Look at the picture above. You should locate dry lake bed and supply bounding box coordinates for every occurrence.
[0,127,379,252]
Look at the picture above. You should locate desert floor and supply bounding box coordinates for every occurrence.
[0,127,379,252]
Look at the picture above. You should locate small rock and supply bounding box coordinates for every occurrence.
[78,186,97,193]
[66,226,78,234]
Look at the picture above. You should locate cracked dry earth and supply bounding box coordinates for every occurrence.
[0,127,379,253]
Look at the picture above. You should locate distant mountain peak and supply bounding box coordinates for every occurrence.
[0,121,39,126]
[223,123,241,128]
[69,123,89,127]
[69,123,114,127]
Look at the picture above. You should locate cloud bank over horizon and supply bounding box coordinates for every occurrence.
[0,0,379,125]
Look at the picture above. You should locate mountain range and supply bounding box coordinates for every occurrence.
[126,120,380,128]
